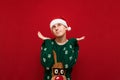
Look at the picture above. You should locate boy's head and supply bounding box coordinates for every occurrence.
[50,18,71,31]
[49,18,71,37]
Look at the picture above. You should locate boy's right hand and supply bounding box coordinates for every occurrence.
[38,31,50,40]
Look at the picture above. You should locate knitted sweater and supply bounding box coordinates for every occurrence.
[40,38,79,80]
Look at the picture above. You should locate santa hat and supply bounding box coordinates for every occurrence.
[50,18,71,31]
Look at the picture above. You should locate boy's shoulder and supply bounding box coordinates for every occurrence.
[43,39,55,44]
[68,38,77,42]
[68,38,78,45]
[43,39,53,42]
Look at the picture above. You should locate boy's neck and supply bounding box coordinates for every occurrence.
[55,35,68,45]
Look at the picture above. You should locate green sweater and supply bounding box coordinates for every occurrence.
[40,38,79,80]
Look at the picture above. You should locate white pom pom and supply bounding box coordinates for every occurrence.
[67,27,71,31]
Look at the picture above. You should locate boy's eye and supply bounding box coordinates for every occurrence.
[52,25,56,28]
[57,23,62,26]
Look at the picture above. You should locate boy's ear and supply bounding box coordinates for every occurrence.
[65,27,68,31]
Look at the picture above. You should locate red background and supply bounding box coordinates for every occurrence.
[0,0,120,80]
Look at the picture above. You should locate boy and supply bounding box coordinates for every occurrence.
[38,18,85,80]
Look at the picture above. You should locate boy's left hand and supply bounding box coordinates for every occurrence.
[76,36,85,41]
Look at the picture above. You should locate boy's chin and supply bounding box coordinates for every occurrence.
[54,34,65,38]
[55,35,63,38]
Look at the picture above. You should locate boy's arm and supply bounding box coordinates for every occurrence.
[76,36,85,41]
[38,31,51,40]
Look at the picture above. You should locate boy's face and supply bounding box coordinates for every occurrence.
[51,23,67,38]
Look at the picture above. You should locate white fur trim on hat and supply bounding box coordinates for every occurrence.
[50,19,71,31]
[67,27,71,31]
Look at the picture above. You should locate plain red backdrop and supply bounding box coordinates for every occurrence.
[0,0,120,80]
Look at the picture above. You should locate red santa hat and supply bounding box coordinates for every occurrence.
[50,18,71,31]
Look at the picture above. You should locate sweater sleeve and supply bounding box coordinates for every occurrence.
[63,38,79,69]
[40,39,54,70]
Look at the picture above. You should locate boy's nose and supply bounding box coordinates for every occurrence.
[55,26,59,30]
